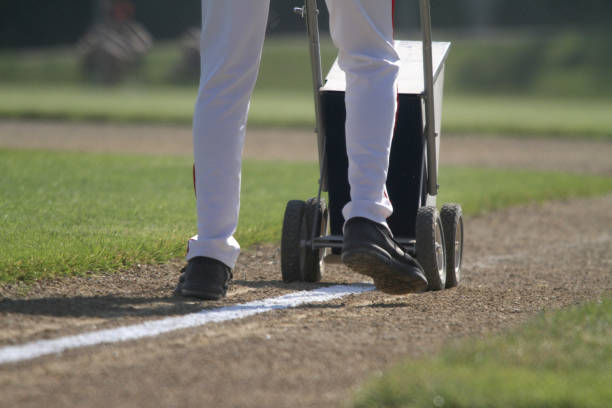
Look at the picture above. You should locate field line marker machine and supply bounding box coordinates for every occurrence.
[281,0,464,292]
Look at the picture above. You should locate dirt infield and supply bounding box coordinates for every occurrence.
[1,120,612,174]
[1,120,611,407]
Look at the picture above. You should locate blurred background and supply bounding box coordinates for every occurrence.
[0,0,610,136]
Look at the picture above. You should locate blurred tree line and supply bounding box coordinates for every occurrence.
[1,0,611,48]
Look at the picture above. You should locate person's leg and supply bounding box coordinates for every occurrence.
[326,0,399,227]
[187,0,270,270]
[326,0,428,293]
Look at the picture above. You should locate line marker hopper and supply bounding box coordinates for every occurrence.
[281,0,464,292]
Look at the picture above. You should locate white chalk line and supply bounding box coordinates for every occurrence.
[0,284,375,365]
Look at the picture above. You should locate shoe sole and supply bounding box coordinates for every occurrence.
[179,288,225,301]
[342,248,428,294]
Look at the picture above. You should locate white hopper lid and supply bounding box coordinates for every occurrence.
[321,40,451,95]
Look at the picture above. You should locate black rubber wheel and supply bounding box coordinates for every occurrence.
[440,203,463,288]
[280,198,327,283]
[281,200,306,282]
[302,198,327,282]
[415,206,447,291]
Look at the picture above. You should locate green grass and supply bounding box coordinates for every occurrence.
[439,166,612,216]
[444,94,612,139]
[3,31,611,97]
[0,83,319,127]
[1,84,612,139]
[1,149,612,283]
[2,35,612,137]
[351,297,612,408]
[0,47,80,84]
[0,149,317,282]
[0,83,317,128]
[0,37,338,89]
[0,84,199,124]
[443,30,612,98]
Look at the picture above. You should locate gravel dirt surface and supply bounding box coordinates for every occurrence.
[1,120,612,174]
[1,120,611,407]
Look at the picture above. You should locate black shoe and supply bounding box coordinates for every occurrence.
[342,217,428,294]
[177,257,233,300]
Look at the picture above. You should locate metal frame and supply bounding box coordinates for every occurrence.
[419,0,438,196]
[294,0,328,193]
[294,0,438,257]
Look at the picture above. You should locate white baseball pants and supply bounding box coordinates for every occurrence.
[188,0,400,268]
